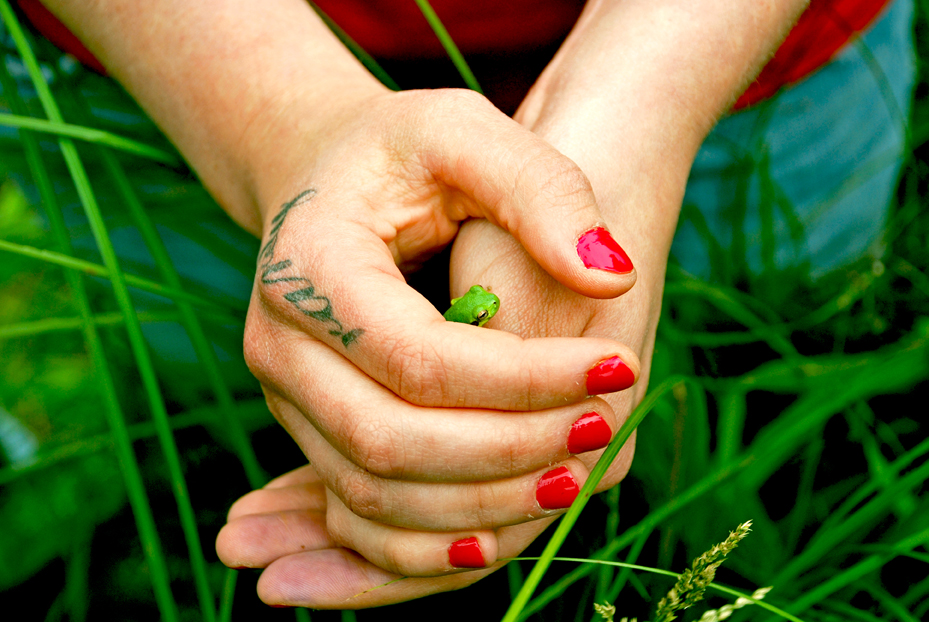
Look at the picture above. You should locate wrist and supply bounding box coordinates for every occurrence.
[41,0,390,236]
[235,79,389,235]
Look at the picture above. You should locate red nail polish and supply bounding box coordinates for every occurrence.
[576,227,633,274]
[567,412,612,454]
[448,536,486,568]
[536,466,579,510]
[586,356,635,395]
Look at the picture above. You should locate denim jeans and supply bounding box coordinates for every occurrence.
[671,0,916,281]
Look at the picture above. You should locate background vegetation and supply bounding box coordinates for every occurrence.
[0,1,927,620]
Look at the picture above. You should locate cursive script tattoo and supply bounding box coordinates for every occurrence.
[259,190,364,348]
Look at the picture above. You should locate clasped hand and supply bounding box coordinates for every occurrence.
[215,88,645,608]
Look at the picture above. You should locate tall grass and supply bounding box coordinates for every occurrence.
[0,1,926,621]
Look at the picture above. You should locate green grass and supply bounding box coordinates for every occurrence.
[0,1,927,621]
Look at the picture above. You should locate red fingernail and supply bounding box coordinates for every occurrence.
[567,412,612,454]
[449,536,486,568]
[586,356,635,395]
[536,466,579,510]
[577,227,633,274]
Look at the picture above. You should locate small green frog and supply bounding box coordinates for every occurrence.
[444,285,500,327]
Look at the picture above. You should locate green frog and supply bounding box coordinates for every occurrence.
[444,285,500,327]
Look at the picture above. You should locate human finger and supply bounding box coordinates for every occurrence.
[389,89,637,299]
[278,413,595,531]
[249,231,639,412]
[325,489,498,576]
[255,519,553,609]
[262,338,622,482]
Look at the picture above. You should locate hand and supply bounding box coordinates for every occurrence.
[220,85,643,596]
[216,209,653,607]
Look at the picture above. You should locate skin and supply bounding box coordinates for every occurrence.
[44,0,810,608]
[443,285,501,326]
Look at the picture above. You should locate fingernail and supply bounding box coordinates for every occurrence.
[586,356,635,395]
[449,536,486,568]
[536,466,579,510]
[567,412,612,454]
[577,227,633,274]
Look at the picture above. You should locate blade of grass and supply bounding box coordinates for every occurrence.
[604,528,652,604]
[593,485,621,604]
[0,111,180,165]
[778,525,929,617]
[1,9,217,620]
[677,202,729,280]
[412,0,482,93]
[784,435,824,554]
[715,388,746,465]
[859,584,922,622]
[0,399,272,485]
[0,7,180,619]
[308,2,399,90]
[757,147,778,276]
[0,237,246,314]
[0,308,243,340]
[507,559,524,602]
[84,110,266,488]
[218,568,237,622]
[823,434,929,531]
[774,458,929,586]
[819,600,889,622]
[501,376,686,622]
[518,452,759,618]
[664,272,799,359]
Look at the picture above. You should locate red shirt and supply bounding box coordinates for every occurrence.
[19,0,892,110]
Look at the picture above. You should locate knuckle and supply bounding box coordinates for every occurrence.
[435,88,492,115]
[381,537,424,576]
[242,309,288,386]
[345,417,408,479]
[242,313,267,379]
[336,471,384,522]
[533,155,594,206]
[324,503,352,548]
[467,483,500,530]
[384,334,448,405]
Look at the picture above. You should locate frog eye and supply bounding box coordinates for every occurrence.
[476,309,488,321]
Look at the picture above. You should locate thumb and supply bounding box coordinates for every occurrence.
[427,91,636,299]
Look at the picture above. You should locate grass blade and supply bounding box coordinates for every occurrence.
[0,111,180,165]
[308,2,399,90]
[0,238,246,314]
[502,376,687,622]
[0,6,180,619]
[0,6,217,620]
[412,0,482,93]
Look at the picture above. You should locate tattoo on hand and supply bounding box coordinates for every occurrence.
[258,189,364,348]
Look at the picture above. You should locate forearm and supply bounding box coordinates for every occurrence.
[517,0,809,277]
[42,0,387,234]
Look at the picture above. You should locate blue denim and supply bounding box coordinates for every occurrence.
[671,0,916,281]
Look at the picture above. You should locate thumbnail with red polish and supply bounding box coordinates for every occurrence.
[576,227,633,273]
[567,412,612,454]
[536,466,580,510]
[448,537,485,568]
[586,356,635,395]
